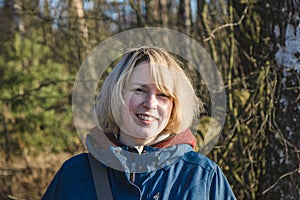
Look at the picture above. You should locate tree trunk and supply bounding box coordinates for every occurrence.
[195,0,204,40]
[0,0,14,43]
[178,0,192,34]
[160,0,169,26]
[257,0,300,199]
[146,0,159,25]
[69,0,89,40]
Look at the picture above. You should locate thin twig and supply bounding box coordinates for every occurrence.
[262,167,300,194]
[203,6,248,42]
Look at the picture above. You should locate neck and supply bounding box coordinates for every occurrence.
[119,133,157,147]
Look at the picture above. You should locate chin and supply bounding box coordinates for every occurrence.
[135,130,161,139]
[135,132,156,138]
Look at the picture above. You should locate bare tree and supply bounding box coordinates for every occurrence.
[68,0,89,40]
[177,0,192,34]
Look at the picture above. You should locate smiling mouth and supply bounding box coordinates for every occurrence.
[136,114,157,122]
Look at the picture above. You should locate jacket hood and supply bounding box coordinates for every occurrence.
[85,126,196,173]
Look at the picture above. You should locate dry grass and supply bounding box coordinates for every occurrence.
[0,151,78,200]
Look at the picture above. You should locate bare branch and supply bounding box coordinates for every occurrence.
[262,167,300,194]
[203,6,248,42]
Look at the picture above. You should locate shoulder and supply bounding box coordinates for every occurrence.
[42,153,97,200]
[58,153,94,181]
[181,150,218,172]
[61,152,90,170]
[179,151,237,199]
[181,151,237,199]
[54,153,93,182]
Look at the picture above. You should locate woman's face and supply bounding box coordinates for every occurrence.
[118,61,173,146]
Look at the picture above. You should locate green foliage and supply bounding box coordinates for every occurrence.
[0,33,77,156]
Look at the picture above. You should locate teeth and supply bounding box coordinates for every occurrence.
[137,114,155,121]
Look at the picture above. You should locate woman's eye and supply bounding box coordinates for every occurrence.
[158,93,169,99]
[135,88,146,93]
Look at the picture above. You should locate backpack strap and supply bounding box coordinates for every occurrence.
[88,153,113,200]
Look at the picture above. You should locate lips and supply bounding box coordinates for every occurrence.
[136,114,158,122]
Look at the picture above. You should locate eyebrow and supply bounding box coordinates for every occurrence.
[130,82,152,87]
[130,82,172,94]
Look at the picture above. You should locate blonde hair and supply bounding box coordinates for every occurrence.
[96,46,201,136]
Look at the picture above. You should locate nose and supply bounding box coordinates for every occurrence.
[142,94,158,110]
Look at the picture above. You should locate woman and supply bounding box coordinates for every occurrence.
[42,47,236,200]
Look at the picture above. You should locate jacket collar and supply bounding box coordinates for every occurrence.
[89,126,196,150]
[86,126,196,173]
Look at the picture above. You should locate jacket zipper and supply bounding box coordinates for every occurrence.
[129,146,144,183]
[130,172,135,182]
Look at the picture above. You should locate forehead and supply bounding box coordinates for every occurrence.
[129,61,152,83]
[127,60,175,93]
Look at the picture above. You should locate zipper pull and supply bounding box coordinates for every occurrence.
[153,192,160,200]
[130,172,135,182]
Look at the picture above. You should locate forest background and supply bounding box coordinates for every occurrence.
[0,0,299,199]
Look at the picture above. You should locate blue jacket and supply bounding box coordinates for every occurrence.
[42,129,236,200]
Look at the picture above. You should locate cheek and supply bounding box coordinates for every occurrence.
[161,101,173,118]
[128,94,142,112]
[167,104,173,117]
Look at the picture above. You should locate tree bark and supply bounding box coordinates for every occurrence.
[178,0,192,34]
[146,0,159,25]
[68,0,89,40]
[160,0,169,26]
